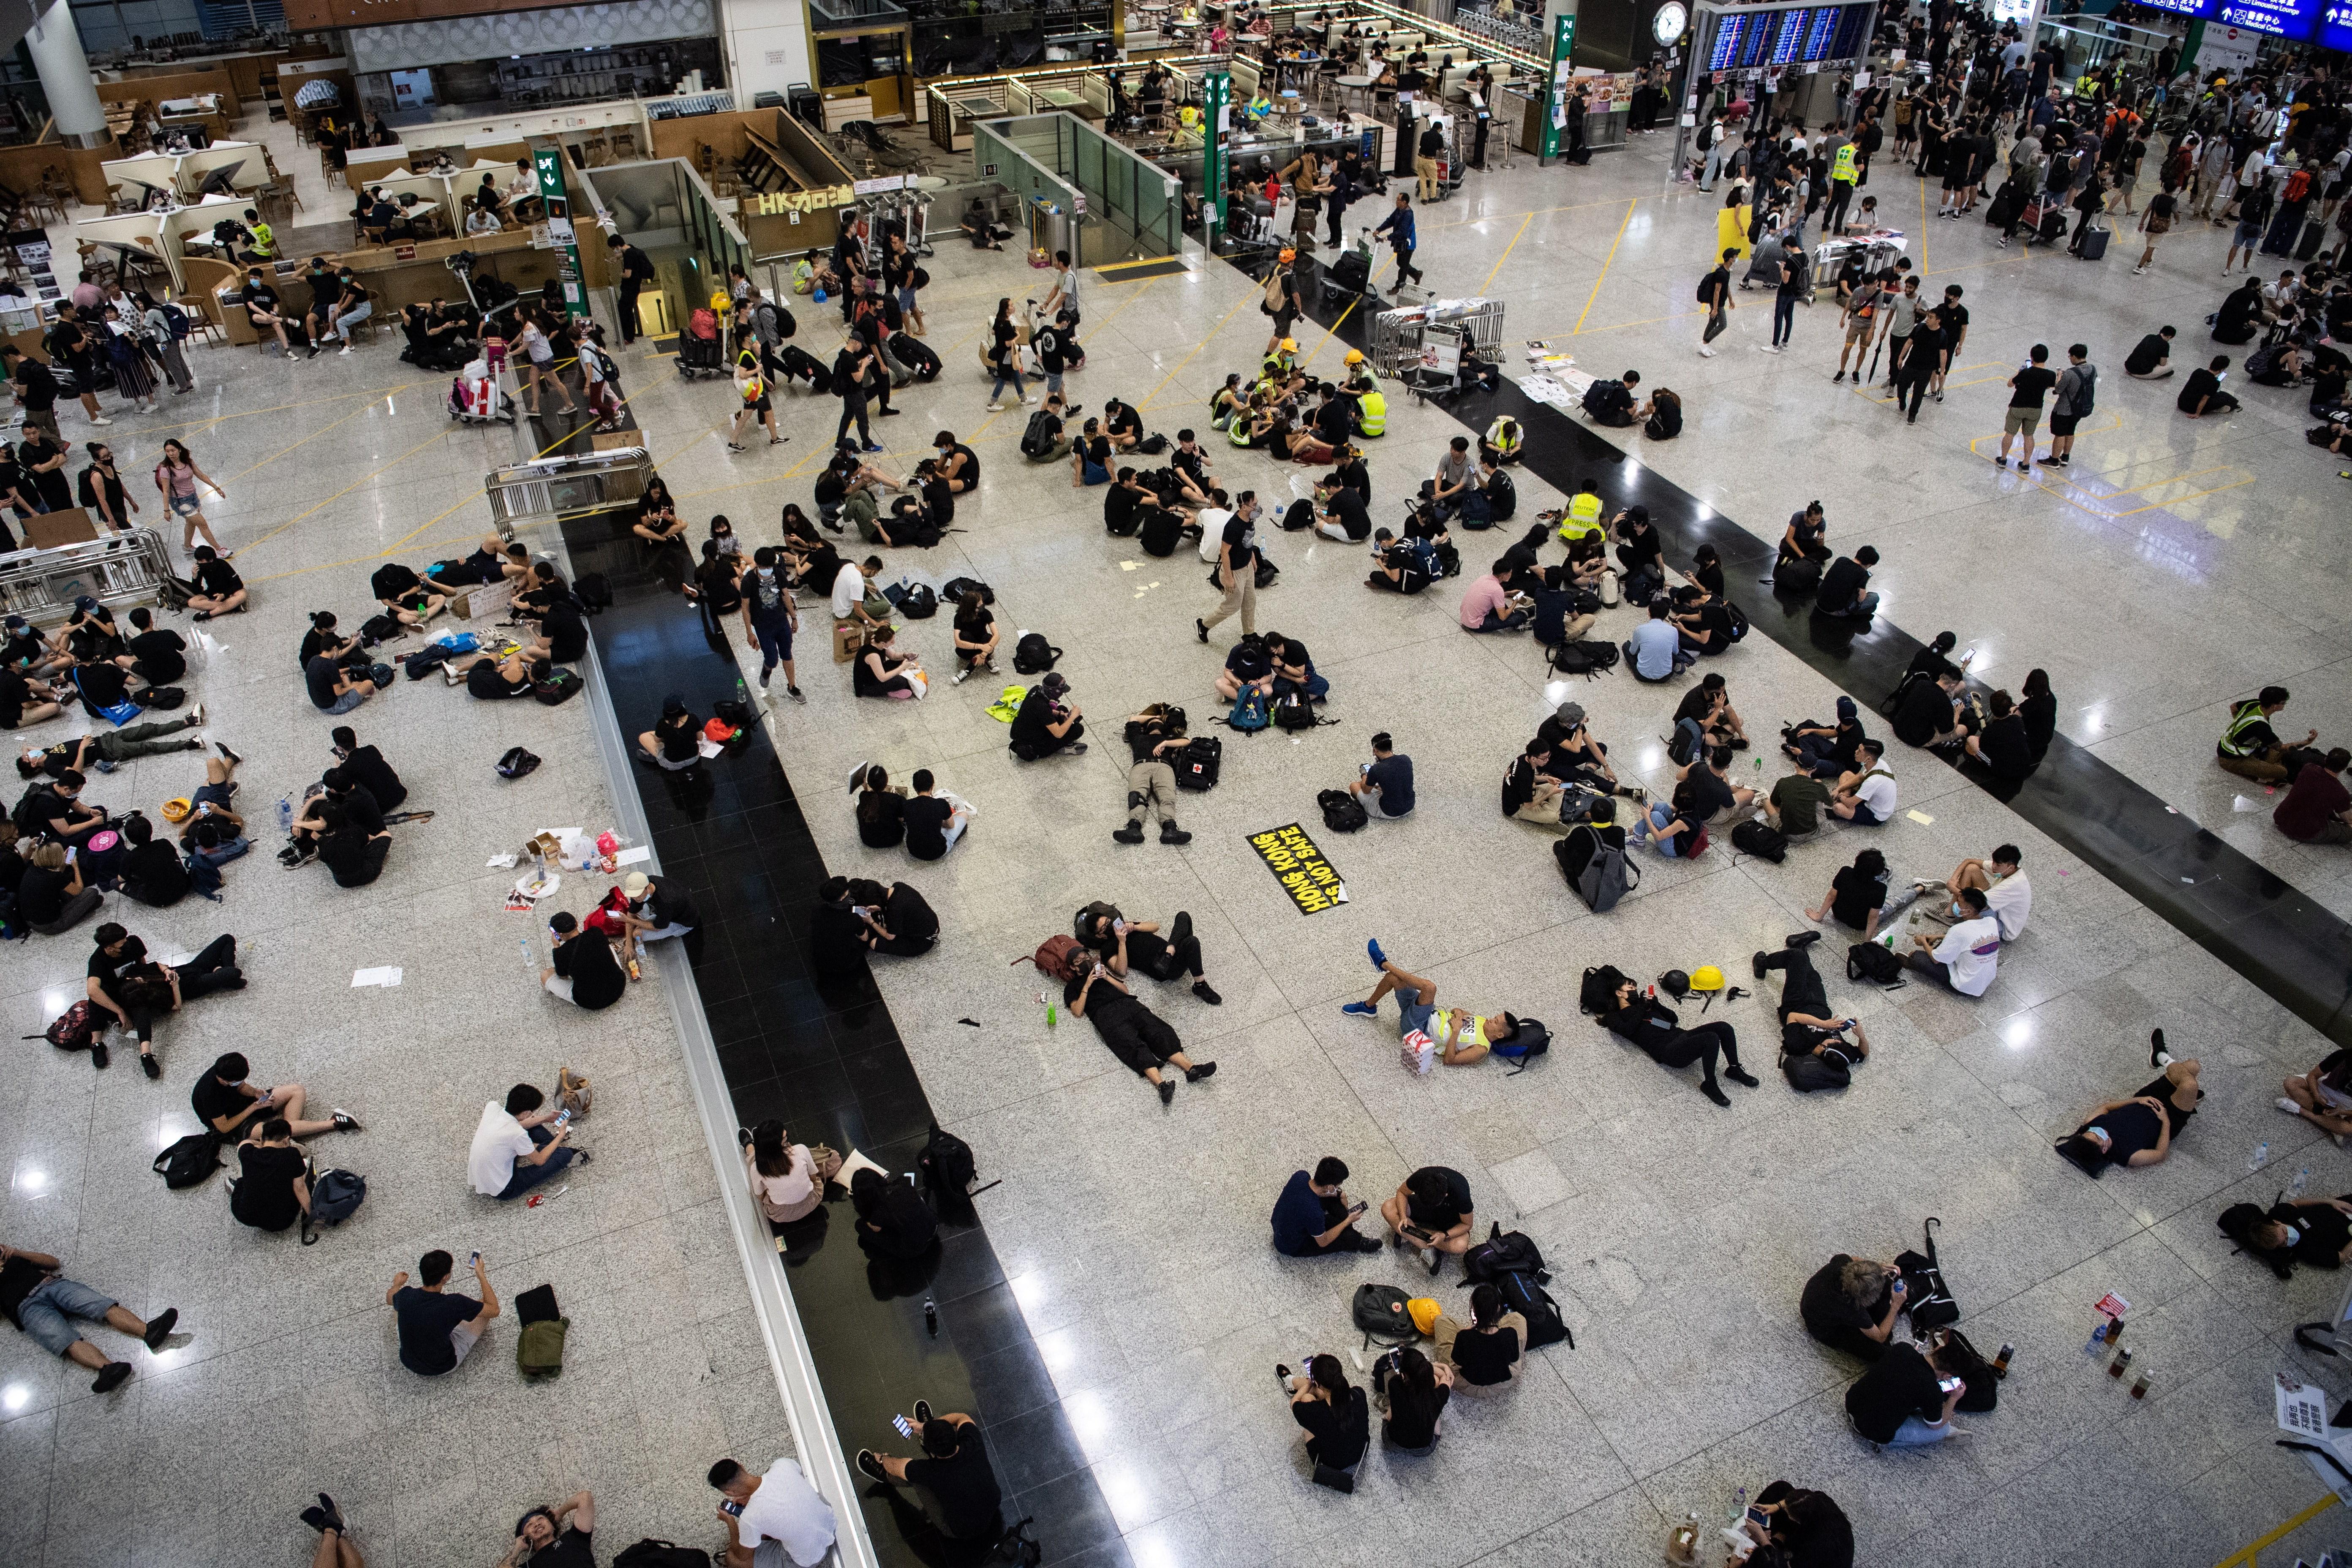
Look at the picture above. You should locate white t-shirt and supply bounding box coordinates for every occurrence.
[1197,507,1233,563]
[1984,869,2032,941]
[1057,266,1080,311]
[468,1102,535,1196]
[1852,768,1897,821]
[830,561,866,620]
[737,1457,837,1567]
[1932,915,2003,997]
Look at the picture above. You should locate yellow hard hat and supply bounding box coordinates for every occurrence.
[160,797,193,824]
[1279,338,1298,352]
[1345,349,1364,365]
[1689,964,1726,992]
[710,290,730,311]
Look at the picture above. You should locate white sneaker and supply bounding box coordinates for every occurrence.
[2281,1097,2307,1116]
[89,416,112,426]
[985,401,1006,411]
[1024,395,1041,405]
[339,345,354,356]
[1698,346,1718,357]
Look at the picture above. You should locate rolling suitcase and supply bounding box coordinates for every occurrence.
[2078,225,2109,261]
[2298,220,2327,261]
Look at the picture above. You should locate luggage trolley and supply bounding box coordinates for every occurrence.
[858,174,940,258]
[1810,231,1908,302]
[1366,297,1506,378]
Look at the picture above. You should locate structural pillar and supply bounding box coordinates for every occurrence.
[28,0,109,148]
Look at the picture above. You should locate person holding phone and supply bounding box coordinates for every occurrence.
[854,1405,1003,1542]
[1379,1164,1477,1277]
[707,1455,836,1568]
[1740,1483,1854,1565]
[384,1249,498,1377]
[1844,1336,1967,1447]
[467,1083,585,1201]
[1799,1254,1907,1362]
[1271,1156,1382,1257]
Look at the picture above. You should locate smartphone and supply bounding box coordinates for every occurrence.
[64,847,76,863]
[552,1108,573,1130]
[719,1499,744,1519]
[468,1250,481,1269]
[1938,1376,1963,1394]
[1345,1200,1368,1219]
[1746,1507,1769,1527]
[892,1413,915,1439]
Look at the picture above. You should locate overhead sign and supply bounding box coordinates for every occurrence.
[1247,823,1349,915]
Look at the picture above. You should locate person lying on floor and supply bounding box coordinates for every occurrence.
[1063,949,1216,1105]
[1341,937,1523,1066]
[2219,1192,2352,1278]
[1755,932,1870,1071]
[1596,970,1756,1107]
[2056,1032,2202,1177]
[1075,903,1222,1004]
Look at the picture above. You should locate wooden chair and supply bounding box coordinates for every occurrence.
[185,296,226,348]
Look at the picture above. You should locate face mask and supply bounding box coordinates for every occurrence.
[2282,1224,2303,1248]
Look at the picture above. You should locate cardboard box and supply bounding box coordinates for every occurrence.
[452,581,513,621]
[590,430,644,453]
[22,508,98,549]
[833,620,862,663]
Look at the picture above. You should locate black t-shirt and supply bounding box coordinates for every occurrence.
[1974,714,2031,779]
[1620,524,1663,573]
[857,789,906,847]
[1104,485,1143,534]
[655,713,698,763]
[1405,1166,1472,1232]
[2178,367,2224,413]
[318,828,385,887]
[1325,487,1371,540]
[1290,1386,1369,1468]
[12,359,57,411]
[1674,689,1722,728]
[195,558,242,596]
[1818,557,1869,612]
[231,1142,307,1230]
[1010,689,1066,751]
[1829,863,1888,928]
[23,786,81,836]
[1682,766,1736,819]
[120,840,191,904]
[1501,754,1539,815]
[2007,364,2058,409]
[904,795,954,860]
[526,1527,596,1568]
[902,1424,1002,1538]
[392,1286,481,1375]
[1844,1341,1946,1442]
[553,930,627,1008]
[19,438,71,509]
[882,882,938,943]
[193,1071,256,1131]
[17,863,71,923]
[305,654,346,710]
[1219,509,1258,569]
[1449,1324,1522,1385]
[74,659,128,711]
[1799,1255,1889,1362]
[467,660,531,700]
[2124,332,2169,376]
[1700,265,1731,308]
[127,629,187,683]
[1312,398,1353,445]
[1892,679,1954,745]
[542,600,588,664]
[339,746,405,811]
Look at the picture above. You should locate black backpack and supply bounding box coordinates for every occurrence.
[1579,964,1630,1015]
[534,669,584,706]
[940,575,994,605]
[405,644,452,679]
[1492,1266,1572,1350]
[1019,409,1059,457]
[136,686,185,711]
[1176,735,1222,790]
[1273,691,1316,731]
[1318,788,1368,832]
[1731,819,1788,863]
[1939,1324,1999,1412]
[1552,640,1619,678]
[1460,1224,1548,1285]
[308,1168,367,1226]
[1139,507,1181,557]
[612,1542,713,1568]
[1781,1046,1852,1092]
[1775,556,1822,594]
[1666,717,1703,767]
[153,1131,222,1190]
[1847,940,1904,985]
[1278,498,1315,531]
[1893,1218,1960,1331]
[574,572,612,611]
[1012,633,1060,674]
[898,583,939,619]
[919,1121,999,1198]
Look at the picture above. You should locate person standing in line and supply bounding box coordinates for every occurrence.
[1995,343,2057,471]
[2041,343,2096,467]
[1195,490,1262,644]
[1698,247,1736,358]
[608,234,655,344]
[1873,275,1920,390]
[1373,193,1423,296]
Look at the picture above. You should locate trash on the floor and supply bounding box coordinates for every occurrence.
[515,868,560,901]
[1905,810,1934,825]
[613,844,652,866]
[486,852,520,869]
[958,1018,981,1027]
[1120,561,1138,571]
[351,967,403,988]
[2232,795,2264,813]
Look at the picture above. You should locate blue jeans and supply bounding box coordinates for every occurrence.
[495,1125,577,1199]
[17,1276,116,1354]
[1822,591,1881,619]
[988,362,1032,401]
[1882,1414,1955,1447]
[751,614,793,678]
[1469,607,1528,632]
[1772,294,1797,346]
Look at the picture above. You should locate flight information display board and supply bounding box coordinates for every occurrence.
[1706,3,1873,71]
[2323,0,2352,54]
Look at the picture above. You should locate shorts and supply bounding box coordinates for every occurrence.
[745,396,773,414]
[446,1318,483,1367]
[2233,220,2261,248]
[1844,315,1874,343]
[325,688,368,715]
[193,781,237,809]
[2002,407,2042,437]
[1847,801,1885,826]
[1398,998,1437,1038]
[15,1275,116,1355]
[898,286,918,313]
[2047,413,2080,437]
[167,493,201,518]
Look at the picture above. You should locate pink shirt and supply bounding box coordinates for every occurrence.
[1458,574,1508,629]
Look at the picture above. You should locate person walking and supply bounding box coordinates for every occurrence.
[831,333,883,453]
[608,234,655,344]
[1891,302,1945,424]
[1698,247,1735,358]
[984,297,1037,411]
[1373,193,1423,297]
[1195,491,1262,644]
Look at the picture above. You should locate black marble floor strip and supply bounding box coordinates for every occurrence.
[1275,255,2352,1046]
[558,512,1130,1568]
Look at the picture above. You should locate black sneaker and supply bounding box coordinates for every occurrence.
[855,1450,889,1484]
[913,1399,934,1426]
[1724,1065,1760,1088]
[1701,1082,1732,1107]
[1274,1364,1293,1386]
[93,1361,132,1393]
[1785,930,1822,949]
[1067,742,1088,755]
[1752,951,1770,980]
[316,1495,345,1533]
[1157,1079,1176,1105]
[2149,1027,2169,1069]
[1195,618,1209,643]
[1160,824,1193,845]
[142,1307,177,1350]
[787,687,806,704]
[141,1051,161,1080]
[1348,1233,1384,1253]
[92,1041,110,1070]
[1192,980,1222,1005]
[1185,1060,1217,1082]
[736,1126,754,1147]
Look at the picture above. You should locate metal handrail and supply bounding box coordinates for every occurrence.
[483,447,655,534]
[0,528,181,624]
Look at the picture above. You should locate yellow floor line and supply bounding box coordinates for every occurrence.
[1477,211,1534,298]
[1573,200,1637,335]
[1136,286,1264,412]
[2212,1492,2337,1568]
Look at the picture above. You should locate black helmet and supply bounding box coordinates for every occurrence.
[1658,969,1691,999]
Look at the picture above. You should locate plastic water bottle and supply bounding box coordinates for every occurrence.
[2292,1166,2311,1198]
[2084,1320,2110,1354]
[923,1297,939,1337]
[1728,1485,1747,1527]
[2250,1141,2272,1172]
[276,794,293,836]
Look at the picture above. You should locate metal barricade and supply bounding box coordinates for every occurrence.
[0,529,180,624]
[484,447,655,536]
[1366,297,1506,377]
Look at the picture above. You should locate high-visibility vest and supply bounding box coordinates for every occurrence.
[2219,700,2273,757]
[1832,144,1858,185]
[1355,391,1386,437]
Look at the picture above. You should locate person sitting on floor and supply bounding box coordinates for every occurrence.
[1214,633,1276,701]
[1435,1283,1526,1391]
[1741,1484,1855,1567]
[1891,669,1969,750]
[1581,368,1640,427]
[1075,903,1222,1004]
[1277,1355,1371,1478]
[468,1082,585,1199]
[1271,1155,1383,1257]
[1826,740,1896,824]
[2056,1034,2203,1177]
[1009,673,1086,759]
[1783,696,1866,778]
[1597,970,1756,1107]
[1624,600,1693,682]
[1845,1334,1968,1448]
[1341,936,1524,1071]
[1378,1164,1478,1278]
[2216,685,2318,784]
[2274,749,2352,845]
[2278,1045,2352,1143]
[190,1050,356,1141]
[1902,886,2000,996]
[1062,945,1216,1105]
[1800,1252,1906,1362]
[541,910,627,1009]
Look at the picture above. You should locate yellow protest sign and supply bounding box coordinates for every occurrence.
[1247,823,1349,915]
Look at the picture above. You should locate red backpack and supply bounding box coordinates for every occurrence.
[1012,935,1086,983]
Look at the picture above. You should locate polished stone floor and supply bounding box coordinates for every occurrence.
[9,94,2352,1568]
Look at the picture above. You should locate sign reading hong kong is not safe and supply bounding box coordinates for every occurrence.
[1248,824,1349,915]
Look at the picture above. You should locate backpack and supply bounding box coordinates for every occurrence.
[1461,1225,1548,1285]
[1319,788,1369,832]
[612,1544,713,1568]
[161,302,191,340]
[1559,828,1638,912]
[1552,640,1619,678]
[1723,598,1750,642]
[1666,716,1704,766]
[1579,964,1630,1015]
[534,669,584,706]
[941,576,994,606]
[35,1000,99,1051]
[1489,1018,1550,1074]
[1227,689,1271,732]
[309,1168,367,1225]
[920,1121,999,1198]
[1278,497,1315,531]
[404,644,451,679]
[1273,691,1316,731]
[1176,735,1222,790]
[1351,1282,1417,1345]
[1489,1267,1571,1349]
[1485,470,1516,519]
[518,1316,569,1380]
[1893,1218,1959,1331]
[898,583,939,619]
[1019,409,1059,457]
[153,1131,223,1189]
[1775,555,1822,594]
[1939,1324,1999,1412]
[1012,633,1060,674]
[1781,1046,1852,1092]
[574,573,612,611]
[1015,934,1087,983]
[1847,940,1905,985]
[1731,819,1788,863]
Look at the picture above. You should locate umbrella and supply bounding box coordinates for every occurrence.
[293,79,342,110]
